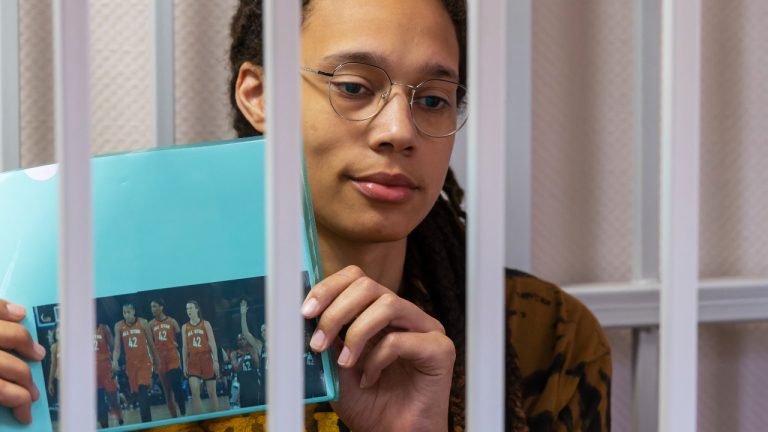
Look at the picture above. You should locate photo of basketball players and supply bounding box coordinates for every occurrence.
[182,300,219,414]
[231,300,264,407]
[148,299,186,418]
[113,303,160,423]
[32,273,329,430]
[95,323,124,427]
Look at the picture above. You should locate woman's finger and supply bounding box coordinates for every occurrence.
[0,378,33,424]
[0,300,26,322]
[337,295,445,367]
[0,321,45,361]
[308,274,390,352]
[0,350,39,402]
[301,265,367,318]
[359,331,455,389]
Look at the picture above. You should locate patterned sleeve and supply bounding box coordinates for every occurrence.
[506,270,612,432]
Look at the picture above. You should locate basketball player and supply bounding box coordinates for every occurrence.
[94,323,124,427]
[113,303,159,423]
[232,300,263,407]
[148,299,186,418]
[181,300,219,414]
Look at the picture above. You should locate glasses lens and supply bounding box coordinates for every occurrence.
[328,63,390,121]
[411,80,468,137]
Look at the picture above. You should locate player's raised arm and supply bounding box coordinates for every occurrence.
[203,320,219,377]
[239,300,262,353]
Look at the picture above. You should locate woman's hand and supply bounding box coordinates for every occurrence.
[302,266,455,432]
[0,299,47,424]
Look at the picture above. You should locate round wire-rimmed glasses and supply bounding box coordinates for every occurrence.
[301,62,468,138]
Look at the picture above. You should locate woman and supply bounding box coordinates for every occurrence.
[224,0,610,430]
[181,300,220,414]
[0,0,610,430]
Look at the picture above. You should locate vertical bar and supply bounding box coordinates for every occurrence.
[504,0,532,272]
[264,1,303,431]
[0,0,20,171]
[53,0,95,431]
[632,0,661,282]
[152,0,175,147]
[632,327,660,432]
[467,0,507,431]
[631,2,661,430]
[659,0,701,431]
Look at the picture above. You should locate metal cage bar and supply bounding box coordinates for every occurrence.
[53,0,95,430]
[263,0,304,431]
[504,0,532,272]
[152,0,175,147]
[467,0,508,430]
[0,0,20,171]
[659,0,701,430]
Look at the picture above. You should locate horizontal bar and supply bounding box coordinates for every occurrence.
[564,278,768,327]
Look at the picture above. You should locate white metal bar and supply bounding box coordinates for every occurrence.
[151,0,175,147]
[263,0,303,431]
[631,0,661,282]
[564,278,768,328]
[505,0,532,272]
[632,328,660,432]
[0,0,21,171]
[659,0,701,429]
[52,0,95,431]
[467,1,507,431]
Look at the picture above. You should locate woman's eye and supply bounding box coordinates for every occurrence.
[416,95,450,110]
[331,81,372,98]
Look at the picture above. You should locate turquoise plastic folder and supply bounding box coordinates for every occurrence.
[0,137,335,431]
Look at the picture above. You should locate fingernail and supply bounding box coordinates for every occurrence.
[6,302,25,317]
[359,373,368,389]
[34,343,46,359]
[301,298,319,317]
[309,329,325,350]
[337,345,351,366]
[31,385,40,401]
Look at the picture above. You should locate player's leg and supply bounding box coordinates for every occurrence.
[97,388,109,428]
[205,378,218,413]
[167,367,187,416]
[158,369,177,418]
[189,376,202,414]
[136,364,153,422]
[106,390,124,425]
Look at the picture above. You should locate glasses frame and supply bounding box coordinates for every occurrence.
[301,62,468,138]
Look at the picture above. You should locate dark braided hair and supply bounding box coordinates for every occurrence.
[228,1,525,430]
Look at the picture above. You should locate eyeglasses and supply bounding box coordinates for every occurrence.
[301,62,468,138]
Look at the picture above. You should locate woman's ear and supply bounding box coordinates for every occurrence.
[235,62,266,133]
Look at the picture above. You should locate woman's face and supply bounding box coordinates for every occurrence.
[186,303,199,320]
[300,0,459,244]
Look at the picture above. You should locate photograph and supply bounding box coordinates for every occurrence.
[33,273,328,430]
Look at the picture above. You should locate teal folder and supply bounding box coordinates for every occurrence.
[0,137,336,431]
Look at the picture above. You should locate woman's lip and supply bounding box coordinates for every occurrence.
[350,173,418,203]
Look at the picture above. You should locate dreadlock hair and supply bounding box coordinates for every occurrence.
[228,1,525,430]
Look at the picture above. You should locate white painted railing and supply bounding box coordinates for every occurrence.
[52,0,95,430]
